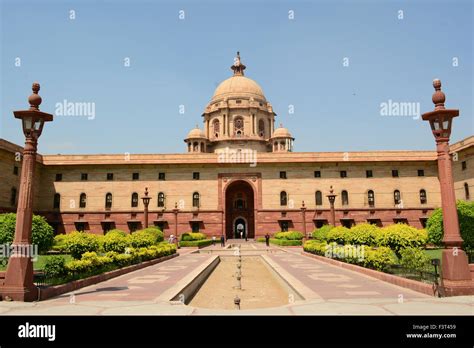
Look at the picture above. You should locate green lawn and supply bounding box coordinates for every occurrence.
[423,248,443,263]
[0,254,72,271]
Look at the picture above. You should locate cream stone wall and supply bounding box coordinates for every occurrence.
[451,137,474,201]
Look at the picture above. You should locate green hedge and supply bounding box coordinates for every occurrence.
[0,213,54,253]
[274,231,304,240]
[64,232,101,259]
[102,230,129,253]
[270,238,302,246]
[311,225,334,241]
[304,240,396,271]
[180,232,207,241]
[427,200,474,250]
[256,237,265,242]
[179,239,213,248]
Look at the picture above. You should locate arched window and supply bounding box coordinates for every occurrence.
[193,142,199,152]
[10,187,17,206]
[234,117,244,136]
[280,141,285,151]
[258,119,265,137]
[193,192,200,208]
[280,191,287,206]
[420,189,427,204]
[53,193,61,209]
[131,192,139,207]
[315,191,322,206]
[213,119,220,137]
[79,193,87,208]
[105,193,113,209]
[158,192,165,207]
[394,190,401,205]
[274,142,278,151]
[200,142,205,152]
[342,190,349,206]
[465,183,470,200]
[368,190,375,207]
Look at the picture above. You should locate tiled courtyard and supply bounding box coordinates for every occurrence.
[0,244,472,315]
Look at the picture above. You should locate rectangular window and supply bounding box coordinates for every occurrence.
[158,172,166,180]
[417,169,425,177]
[462,161,467,171]
[81,173,88,181]
[314,171,321,178]
[280,171,287,179]
[392,170,399,178]
[107,173,114,181]
[191,222,200,232]
[193,172,200,180]
[340,171,347,178]
[132,173,139,180]
[420,218,428,228]
[366,170,373,178]
[55,173,62,182]
[280,221,289,232]
[13,166,19,175]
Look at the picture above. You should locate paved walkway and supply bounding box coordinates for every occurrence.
[0,244,472,315]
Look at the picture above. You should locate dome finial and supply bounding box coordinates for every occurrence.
[231,51,246,76]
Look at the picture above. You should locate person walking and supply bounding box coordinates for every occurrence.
[220,235,225,247]
[265,233,270,247]
[212,235,216,246]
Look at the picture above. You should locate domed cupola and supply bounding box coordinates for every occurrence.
[271,124,294,152]
[184,126,208,153]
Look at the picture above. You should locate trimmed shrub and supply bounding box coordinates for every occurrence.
[180,232,207,241]
[274,231,304,240]
[129,228,164,247]
[179,239,213,248]
[363,246,396,272]
[270,238,302,246]
[399,247,431,272]
[303,240,328,255]
[43,255,67,279]
[0,213,54,253]
[52,234,69,253]
[311,225,333,241]
[326,226,350,245]
[105,229,127,237]
[102,230,129,253]
[64,232,101,259]
[376,224,427,255]
[346,223,379,246]
[427,200,474,250]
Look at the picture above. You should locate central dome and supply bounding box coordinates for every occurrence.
[211,75,266,102]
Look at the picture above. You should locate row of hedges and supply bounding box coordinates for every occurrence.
[273,231,304,240]
[53,228,164,259]
[0,213,54,253]
[43,243,176,283]
[312,224,427,256]
[304,240,396,271]
[180,232,207,241]
[179,239,213,248]
[270,238,302,246]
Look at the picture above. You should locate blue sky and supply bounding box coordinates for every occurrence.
[0,0,472,154]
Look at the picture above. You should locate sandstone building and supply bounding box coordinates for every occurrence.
[1,54,473,238]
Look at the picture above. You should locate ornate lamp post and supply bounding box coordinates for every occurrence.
[2,83,53,301]
[141,187,152,229]
[173,202,180,248]
[300,201,307,241]
[326,186,337,227]
[421,79,474,296]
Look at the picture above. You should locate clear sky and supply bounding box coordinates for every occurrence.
[0,0,472,155]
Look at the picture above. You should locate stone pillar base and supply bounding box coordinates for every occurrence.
[441,249,474,296]
[1,255,38,302]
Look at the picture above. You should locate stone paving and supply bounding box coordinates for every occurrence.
[0,243,472,315]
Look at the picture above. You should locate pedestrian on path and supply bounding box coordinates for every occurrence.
[220,235,225,247]
[212,236,216,246]
[265,233,270,247]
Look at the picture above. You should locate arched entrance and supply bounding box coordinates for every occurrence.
[234,217,247,239]
[225,180,255,239]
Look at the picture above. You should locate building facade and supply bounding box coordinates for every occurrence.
[1,54,473,238]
